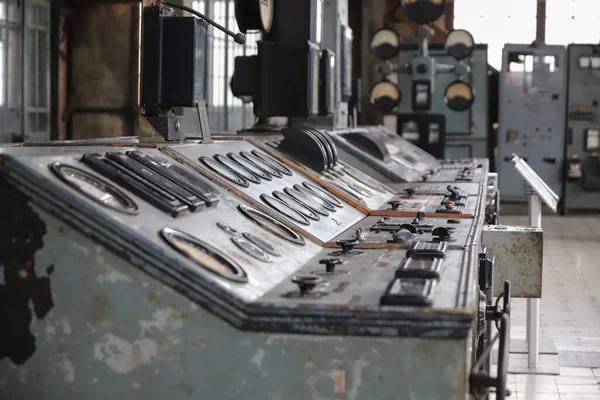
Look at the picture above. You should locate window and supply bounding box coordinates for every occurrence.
[546,0,600,45]
[453,0,537,70]
[0,0,32,143]
[194,0,259,132]
[24,0,50,139]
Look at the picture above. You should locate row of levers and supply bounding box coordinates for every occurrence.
[0,1,507,400]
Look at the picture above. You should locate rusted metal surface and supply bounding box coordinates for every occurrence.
[482,225,544,298]
[0,178,54,366]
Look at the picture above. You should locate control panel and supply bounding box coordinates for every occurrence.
[0,137,494,400]
[329,213,479,250]
[163,140,366,244]
[564,44,600,213]
[328,125,486,184]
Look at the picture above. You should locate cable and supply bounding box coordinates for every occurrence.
[156,0,246,44]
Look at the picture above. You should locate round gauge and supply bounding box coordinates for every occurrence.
[240,151,283,178]
[231,236,272,262]
[238,204,305,246]
[445,29,475,60]
[49,162,139,215]
[260,194,310,225]
[370,27,402,60]
[251,150,293,176]
[214,154,261,184]
[370,81,402,111]
[302,181,344,208]
[444,80,475,112]
[400,0,447,25]
[290,185,337,213]
[227,152,273,181]
[234,0,274,34]
[273,190,320,221]
[161,227,248,283]
[284,187,331,216]
[242,232,281,256]
[200,156,250,187]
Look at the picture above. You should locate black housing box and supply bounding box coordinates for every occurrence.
[259,41,320,118]
[141,5,208,115]
[264,0,322,44]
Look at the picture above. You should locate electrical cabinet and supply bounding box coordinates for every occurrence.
[396,44,489,159]
[563,44,600,213]
[498,44,568,202]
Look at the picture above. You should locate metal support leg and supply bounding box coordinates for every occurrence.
[527,194,542,368]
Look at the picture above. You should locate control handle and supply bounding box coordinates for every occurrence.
[335,239,360,254]
[319,258,343,273]
[486,280,512,330]
[447,185,460,199]
[404,187,417,197]
[470,313,511,400]
[388,200,402,210]
[292,276,323,296]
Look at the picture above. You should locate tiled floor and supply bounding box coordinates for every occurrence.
[491,214,600,400]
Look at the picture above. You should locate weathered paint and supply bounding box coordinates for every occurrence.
[482,225,544,298]
[0,205,471,400]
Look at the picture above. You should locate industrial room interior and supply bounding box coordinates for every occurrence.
[1,0,600,399]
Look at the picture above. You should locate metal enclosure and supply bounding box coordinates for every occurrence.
[563,44,600,212]
[498,44,568,201]
[482,225,543,298]
[0,137,503,399]
[396,45,490,159]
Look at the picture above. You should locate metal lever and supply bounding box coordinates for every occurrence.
[486,281,512,331]
[470,313,511,400]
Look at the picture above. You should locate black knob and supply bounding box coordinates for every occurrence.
[447,219,460,224]
[388,200,402,210]
[292,276,323,295]
[319,258,343,273]
[416,210,427,220]
[447,185,460,199]
[432,226,452,240]
[416,63,428,74]
[404,188,417,197]
[336,239,359,253]
[399,223,418,233]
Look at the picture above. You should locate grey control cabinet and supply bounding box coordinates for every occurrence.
[563,44,600,213]
[498,44,568,202]
[396,44,489,159]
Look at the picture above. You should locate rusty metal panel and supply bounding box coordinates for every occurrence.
[482,225,544,298]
